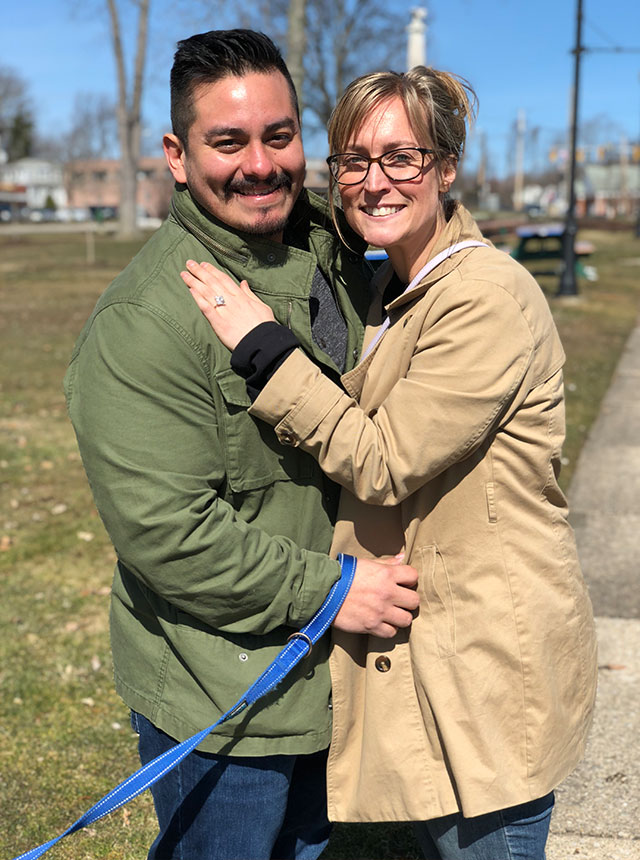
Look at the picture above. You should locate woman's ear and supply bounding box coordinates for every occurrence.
[439,157,458,193]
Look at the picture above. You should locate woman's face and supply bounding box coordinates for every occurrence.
[338,96,456,279]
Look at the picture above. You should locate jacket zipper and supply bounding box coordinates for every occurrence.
[170,201,248,265]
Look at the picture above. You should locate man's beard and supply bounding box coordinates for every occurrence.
[224,172,295,238]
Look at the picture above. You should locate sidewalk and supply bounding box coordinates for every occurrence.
[546,322,640,859]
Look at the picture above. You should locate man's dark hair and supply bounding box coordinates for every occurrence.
[170,29,300,147]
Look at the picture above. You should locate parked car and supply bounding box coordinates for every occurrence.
[28,208,59,222]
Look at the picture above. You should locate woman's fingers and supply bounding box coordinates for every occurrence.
[180,269,212,305]
[180,261,277,351]
[179,271,219,324]
[184,259,236,294]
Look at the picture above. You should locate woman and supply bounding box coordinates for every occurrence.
[180,67,597,860]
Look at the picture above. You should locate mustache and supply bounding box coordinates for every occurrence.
[224,172,292,199]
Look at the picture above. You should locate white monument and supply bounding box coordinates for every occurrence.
[407,7,427,70]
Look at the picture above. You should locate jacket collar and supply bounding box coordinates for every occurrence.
[377,204,489,312]
[169,183,366,294]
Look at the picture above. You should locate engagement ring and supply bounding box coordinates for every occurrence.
[213,295,226,307]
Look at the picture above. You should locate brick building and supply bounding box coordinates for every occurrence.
[64,156,174,219]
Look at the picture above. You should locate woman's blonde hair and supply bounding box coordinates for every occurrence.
[327,66,477,244]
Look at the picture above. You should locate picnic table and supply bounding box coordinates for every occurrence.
[510,223,596,279]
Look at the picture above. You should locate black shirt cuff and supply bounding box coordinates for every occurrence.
[231,322,300,402]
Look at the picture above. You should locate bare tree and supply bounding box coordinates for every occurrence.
[287,0,306,114]
[302,0,405,131]
[5,109,34,161]
[579,113,624,153]
[106,0,150,237]
[189,0,406,134]
[0,66,32,160]
[66,93,119,160]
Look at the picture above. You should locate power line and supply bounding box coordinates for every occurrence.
[583,47,640,53]
[583,16,622,47]
[583,15,640,52]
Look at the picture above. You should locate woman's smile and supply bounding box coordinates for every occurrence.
[361,204,406,217]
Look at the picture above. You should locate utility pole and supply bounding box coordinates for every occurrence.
[557,12,640,281]
[477,130,487,206]
[513,109,526,211]
[620,136,630,216]
[557,0,583,296]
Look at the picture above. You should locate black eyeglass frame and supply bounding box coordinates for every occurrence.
[326,147,436,185]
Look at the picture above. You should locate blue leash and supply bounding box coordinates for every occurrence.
[13,553,357,860]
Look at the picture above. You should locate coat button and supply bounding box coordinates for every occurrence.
[266,252,276,263]
[352,347,359,361]
[374,655,391,673]
[280,431,296,445]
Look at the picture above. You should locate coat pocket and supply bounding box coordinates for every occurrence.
[417,545,456,658]
[215,368,313,493]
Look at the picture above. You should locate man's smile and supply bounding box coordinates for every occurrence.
[226,173,292,204]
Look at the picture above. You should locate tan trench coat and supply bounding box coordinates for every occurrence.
[250,205,598,822]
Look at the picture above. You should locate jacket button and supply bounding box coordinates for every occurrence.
[352,347,359,361]
[374,655,391,673]
[266,252,276,263]
[280,431,296,445]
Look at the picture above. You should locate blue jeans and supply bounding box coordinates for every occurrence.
[414,792,555,860]
[131,711,331,860]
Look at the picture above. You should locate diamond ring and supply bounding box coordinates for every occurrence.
[213,295,226,307]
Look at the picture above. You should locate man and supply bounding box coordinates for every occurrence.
[64,29,418,860]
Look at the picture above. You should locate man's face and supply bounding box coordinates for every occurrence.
[163,71,305,242]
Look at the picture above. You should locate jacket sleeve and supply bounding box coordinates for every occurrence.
[64,302,340,634]
[249,280,544,505]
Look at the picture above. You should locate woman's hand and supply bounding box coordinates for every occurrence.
[181,260,275,351]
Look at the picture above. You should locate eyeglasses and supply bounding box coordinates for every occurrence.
[327,147,435,185]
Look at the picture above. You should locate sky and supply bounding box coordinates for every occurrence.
[4,0,640,178]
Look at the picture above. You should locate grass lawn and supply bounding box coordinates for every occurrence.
[1,225,639,859]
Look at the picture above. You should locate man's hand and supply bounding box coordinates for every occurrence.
[332,555,419,639]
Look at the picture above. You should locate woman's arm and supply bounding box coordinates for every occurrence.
[250,281,540,505]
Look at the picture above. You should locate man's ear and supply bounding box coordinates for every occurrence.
[163,133,188,184]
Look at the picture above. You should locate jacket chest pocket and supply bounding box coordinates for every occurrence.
[215,369,313,493]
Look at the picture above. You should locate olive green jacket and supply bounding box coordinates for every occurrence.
[64,185,369,755]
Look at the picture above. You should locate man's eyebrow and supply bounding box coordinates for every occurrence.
[203,118,297,143]
[203,126,243,143]
[264,118,297,134]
